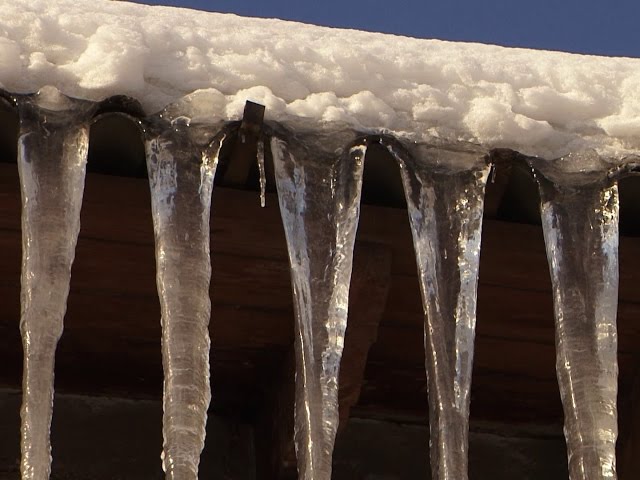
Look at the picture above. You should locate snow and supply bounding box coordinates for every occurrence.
[1,0,639,158]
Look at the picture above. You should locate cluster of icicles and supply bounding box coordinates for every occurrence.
[5,86,638,480]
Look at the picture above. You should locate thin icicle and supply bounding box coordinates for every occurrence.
[533,154,620,480]
[145,112,224,480]
[17,86,95,479]
[271,127,366,480]
[257,137,267,207]
[388,141,489,480]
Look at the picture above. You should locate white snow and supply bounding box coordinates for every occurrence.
[1,0,639,158]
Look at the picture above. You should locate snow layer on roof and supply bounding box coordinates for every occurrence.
[1,0,639,158]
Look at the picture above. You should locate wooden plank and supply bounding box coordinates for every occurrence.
[620,366,640,480]
[254,352,296,480]
[3,162,638,301]
[2,162,640,430]
[483,149,514,218]
[338,242,392,429]
[363,326,637,425]
[382,279,640,354]
[355,361,563,425]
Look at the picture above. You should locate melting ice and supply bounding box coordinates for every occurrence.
[145,107,225,479]
[17,87,95,479]
[387,140,490,480]
[533,155,621,480]
[272,126,366,479]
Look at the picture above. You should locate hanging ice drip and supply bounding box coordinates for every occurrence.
[386,139,490,480]
[15,86,97,480]
[143,93,228,480]
[270,123,367,480]
[530,152,633,480]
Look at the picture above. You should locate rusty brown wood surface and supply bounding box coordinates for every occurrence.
[1,161,640,434]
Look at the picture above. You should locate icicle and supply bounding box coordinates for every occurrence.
[532,153,620,480]
[17,86,96,479]
[145,110,224,480]
[257,137,266,207]
[387,141,489,480]
[271,127,366,480]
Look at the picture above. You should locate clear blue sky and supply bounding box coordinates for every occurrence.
[140,0,640,58]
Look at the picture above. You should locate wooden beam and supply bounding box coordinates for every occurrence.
[219,101,265,186]
[338,242,392,429]
[483,148,514,218]
[254,351,296,480]
[619,365,640,479]
[2,163,640,428]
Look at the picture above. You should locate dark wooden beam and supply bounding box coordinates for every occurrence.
[338,242,392,429]
[2,162,640,428]
[220,101,265,187]
[619,365,640,479]
[483,148,515,218]
[254,351,296,480]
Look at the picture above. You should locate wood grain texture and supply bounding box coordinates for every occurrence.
[1,162,640,432]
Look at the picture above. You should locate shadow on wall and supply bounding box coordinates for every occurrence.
[0,389,566,479]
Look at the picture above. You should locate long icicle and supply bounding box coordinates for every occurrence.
[17,87,95,479]
[271,128,366,480]
[389,142,489,480]
[145,116,224,479]
[534,158,620,480]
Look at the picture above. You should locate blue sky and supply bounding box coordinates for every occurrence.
[140,0,640,58]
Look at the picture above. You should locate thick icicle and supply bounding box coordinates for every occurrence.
[388,141,489,480]
[533,154,620,480]
[145,112,224,479]
[271,127,366,480]
[17,87,95,479]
